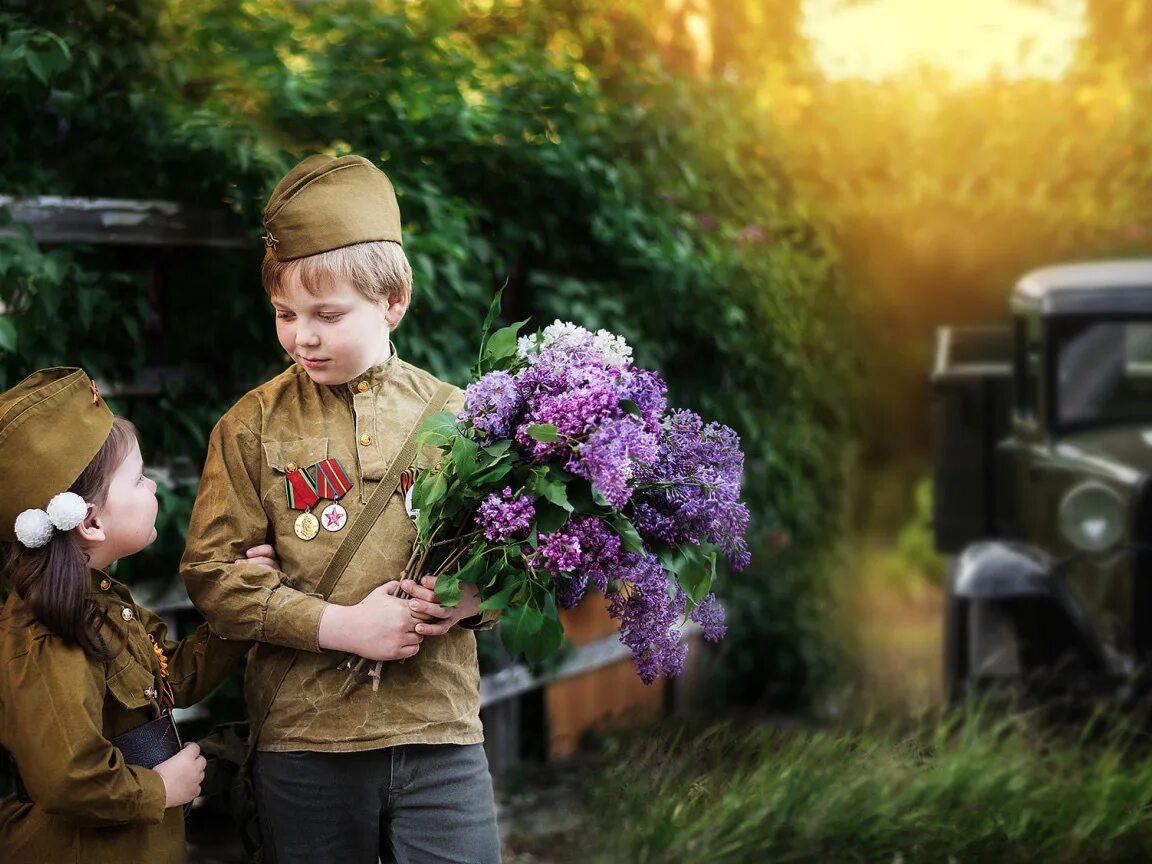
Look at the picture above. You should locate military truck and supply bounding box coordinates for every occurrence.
[933,260,1152,704]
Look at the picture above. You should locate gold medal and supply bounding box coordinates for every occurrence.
[321,502,348,532]
[294,511,320,541]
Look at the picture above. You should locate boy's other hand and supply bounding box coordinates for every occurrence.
[318,580,422,661]
[237,543,280,570]
[401,576,481,637]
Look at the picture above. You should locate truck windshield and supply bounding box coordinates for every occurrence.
[1056,319,1152,426]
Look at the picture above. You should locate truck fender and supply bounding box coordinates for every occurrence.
[951,541,1052,599]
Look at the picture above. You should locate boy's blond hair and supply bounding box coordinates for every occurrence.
[261,240,412,309]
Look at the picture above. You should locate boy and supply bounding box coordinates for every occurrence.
[180,155,502,864]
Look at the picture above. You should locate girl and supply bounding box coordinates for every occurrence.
[0,367,276,863]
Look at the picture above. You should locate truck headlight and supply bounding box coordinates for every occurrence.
[1059,482,1125,552]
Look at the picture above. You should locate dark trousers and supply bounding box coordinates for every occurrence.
[254,744,502,864]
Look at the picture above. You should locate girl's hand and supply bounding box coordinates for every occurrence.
[401,576,481,637]
[154,742,206,808]
[237,543,279,570]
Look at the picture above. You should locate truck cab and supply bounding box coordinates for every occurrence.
[933,260,1152,702]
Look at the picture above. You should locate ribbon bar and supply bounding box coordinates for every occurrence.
[316,458,353,500]
[285,467,320,511]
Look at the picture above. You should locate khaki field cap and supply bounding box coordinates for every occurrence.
[0,367,113,542]
[262,154,403,261]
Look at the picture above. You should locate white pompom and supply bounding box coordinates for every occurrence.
[46,492,88,531]
[14,509,54,548]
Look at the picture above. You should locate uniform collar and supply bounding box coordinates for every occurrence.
[345,342,400,394]
[87,568,120,597]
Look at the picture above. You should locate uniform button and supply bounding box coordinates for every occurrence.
[144,687,158,699]
[357,381,370,393]
[360,434,372,446]
[285,461,298,473]
[99,578,111,591]
[121,607,134,622]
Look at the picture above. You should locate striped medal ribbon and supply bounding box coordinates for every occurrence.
[316,458,353,533]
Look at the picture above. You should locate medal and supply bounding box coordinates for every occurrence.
[321,502,348,532]
[399,467,419,519]
[294,511,320,541]
[284,466,321,540]
[315,459,354,533]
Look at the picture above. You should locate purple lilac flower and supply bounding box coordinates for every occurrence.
[475,487,534,542]
[528,524,583,575]
[621,367,668,436]
[515,362,624,461]
[632,410,751,571]
[460,371,521,442]
[569,416,658,509]
[689,593,727,642]
[549,516,624,607]
[607,552,687,683]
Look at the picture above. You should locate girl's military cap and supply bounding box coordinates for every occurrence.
[262,154,403,261]
[0,367,112,542]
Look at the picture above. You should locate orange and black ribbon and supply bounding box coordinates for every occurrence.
[285,467,320,510]
[148,634,176,711]
[315,458,353,501]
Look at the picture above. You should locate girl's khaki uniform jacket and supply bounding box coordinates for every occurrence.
[0,571,247,864]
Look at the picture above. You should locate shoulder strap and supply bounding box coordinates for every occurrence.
[246,382,454,756]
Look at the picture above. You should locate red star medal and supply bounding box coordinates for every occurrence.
[321,502,348,532]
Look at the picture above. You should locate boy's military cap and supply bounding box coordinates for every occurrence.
[0,368,113,541]
[262,154,403,261]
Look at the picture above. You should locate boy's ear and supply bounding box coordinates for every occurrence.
[73,505,105,545]
[385,293,409,329]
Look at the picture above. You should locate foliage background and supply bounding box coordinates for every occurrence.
[0,0,852,712]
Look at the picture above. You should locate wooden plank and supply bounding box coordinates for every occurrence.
[0,195,250,248]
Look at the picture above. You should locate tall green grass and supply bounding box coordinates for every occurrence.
[586,714,1152,863]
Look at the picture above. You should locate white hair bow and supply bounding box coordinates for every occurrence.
[14,492,89,549]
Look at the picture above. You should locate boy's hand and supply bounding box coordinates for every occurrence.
[401,576,481,637]
[154,742,206,808]
[237,543,279,570]
[318,581,422,661]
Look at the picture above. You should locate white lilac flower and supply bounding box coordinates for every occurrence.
[592,328,633,367]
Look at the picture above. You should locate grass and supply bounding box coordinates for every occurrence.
[581,712,1152,864]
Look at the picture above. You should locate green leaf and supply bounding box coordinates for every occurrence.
[418,410,459,446]
[0,317,17,354]
[482,439,512,459]
[423,469,448,508]
[526,423,559,442]
[528,472,572,512]
[452,435,479,484]
[500,603,544,658]
[25,51,49,85]
[435,573,462,607]
[479,579,520,612]
[484,318,530,363]
[619,399,642,416]
[535,501,570,533]
[470,463,514,486]
[657,543,716,603]
[608,515,645,553]
[523,607,564,664]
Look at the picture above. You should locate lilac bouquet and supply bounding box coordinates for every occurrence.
[407,295,750,683]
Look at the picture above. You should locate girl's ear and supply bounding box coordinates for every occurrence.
[73,504,104,545]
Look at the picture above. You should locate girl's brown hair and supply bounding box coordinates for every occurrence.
[2,416,138,660]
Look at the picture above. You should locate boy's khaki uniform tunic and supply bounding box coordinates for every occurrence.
[181,351,480,752]
[0,571,247,864]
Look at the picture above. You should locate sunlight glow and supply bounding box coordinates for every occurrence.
[803,0,1087,84]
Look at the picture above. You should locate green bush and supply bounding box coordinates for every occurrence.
[0,1,854,709]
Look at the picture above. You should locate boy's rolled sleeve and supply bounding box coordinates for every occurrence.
[181,411,327,653]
